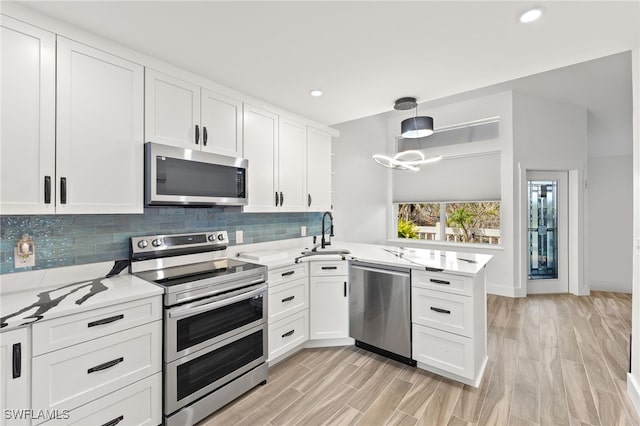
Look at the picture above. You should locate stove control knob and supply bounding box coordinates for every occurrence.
[217,233,225,241]
[207,234,215,242]
[137,240,148,249]
[152,238,163,247]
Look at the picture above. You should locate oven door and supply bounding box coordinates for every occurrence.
[165,283,267,362]
[164,323,268,415]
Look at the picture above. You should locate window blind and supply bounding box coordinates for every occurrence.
[392,152,501,203]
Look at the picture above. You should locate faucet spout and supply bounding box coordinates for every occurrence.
[321,211,334,249]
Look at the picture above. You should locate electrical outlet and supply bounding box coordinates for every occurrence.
[236,230,243,244]
[301,226,306,237]
[14,247,35,268]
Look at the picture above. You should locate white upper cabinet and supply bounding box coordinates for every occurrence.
[144,69,200,149]
[56,37,143,214]
[278,117,307,212]
[201,89,243,157]
[243,104,278,212]
[306,127,332,212]
[0,16,56,215]
[145,69,243,157]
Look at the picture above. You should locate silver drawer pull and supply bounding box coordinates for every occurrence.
[281,329,295,338]
[102,416,124,426]
[281,295,295,303]
[281,271,295,277]
[87,357,124,374]
[430,307,451,314]
[429,278,450,285]
[88,314,124,328]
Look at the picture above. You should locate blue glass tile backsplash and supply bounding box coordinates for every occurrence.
[0,207,323,274]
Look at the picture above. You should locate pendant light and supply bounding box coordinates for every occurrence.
[395,97,434,138]
[372,96,441,171]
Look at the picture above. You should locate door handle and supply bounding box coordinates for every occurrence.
[12,343,21,379]
[44,176,51,204]
[195,124,200,144]
[344,281,347,297]
[281,330,295,338]
[430,307,451,314]
[101,416,124,426]
[275,191,279,207]
[60,177,67,204]
[281,270,295,277]
[429,278,450,285]
[308,194,312,207]
[281,295,295,303]
[280,192,284,206]
[203,126,208,146]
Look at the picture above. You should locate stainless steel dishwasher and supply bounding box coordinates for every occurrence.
[349,261,415,365]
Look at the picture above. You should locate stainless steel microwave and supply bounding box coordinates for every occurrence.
[145,142,248,206]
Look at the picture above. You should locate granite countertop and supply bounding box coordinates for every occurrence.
[0,264,163,332]
[237,241,493,276]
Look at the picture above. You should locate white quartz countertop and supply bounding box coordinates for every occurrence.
[237,241,492,275]
[0,269,162,332]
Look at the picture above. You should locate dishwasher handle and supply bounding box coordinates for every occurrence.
[350,263,410,278]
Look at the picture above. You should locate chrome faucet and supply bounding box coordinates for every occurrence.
[321,211,334,249]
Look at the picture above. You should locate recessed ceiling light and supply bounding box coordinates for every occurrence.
[309,89,323,97]
[519,7,545,23]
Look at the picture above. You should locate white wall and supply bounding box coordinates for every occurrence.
[588,155,634,292]
[332,113,389,244]
[628,47,640,416]
[512,92,588,296]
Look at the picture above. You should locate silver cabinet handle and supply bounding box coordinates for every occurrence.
[169,285,266,318]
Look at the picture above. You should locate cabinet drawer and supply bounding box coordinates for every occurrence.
[33,296,162,355]
[268,277,308,322]
[268,311,308,361]
[412,324,473,379]
[412,270,473,296]
[40,373,161,426]
[268,263,307,287]
[310,260,348,277]
[32,321,162,415]
[412,288,473,337]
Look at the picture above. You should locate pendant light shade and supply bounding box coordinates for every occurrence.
[401,116,434,138]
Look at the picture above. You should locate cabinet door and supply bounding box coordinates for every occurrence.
[278,117,307,212]
[56,37,143,214]
[0,328,30,426]
[201,89,243,157]
[145,69,200,149]
[309,276,349,340]
[306,127,332,212]
[243,104,277,212]
[0,16,56,215]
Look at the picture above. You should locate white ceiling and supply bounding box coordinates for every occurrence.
[14,1,640,126]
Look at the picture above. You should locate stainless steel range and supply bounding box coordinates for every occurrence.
[130,231,268,426]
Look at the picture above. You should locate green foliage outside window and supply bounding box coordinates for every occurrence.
[397,218,419,239]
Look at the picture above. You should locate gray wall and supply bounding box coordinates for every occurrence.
[332,113,389,244]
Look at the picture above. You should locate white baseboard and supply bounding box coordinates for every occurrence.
[486,282,520,298]
[627,373,640,417]
[305,337,354,348]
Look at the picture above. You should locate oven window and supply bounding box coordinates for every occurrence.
[177,330,263,401]
[176,293,263,352]
[156,156,246,198]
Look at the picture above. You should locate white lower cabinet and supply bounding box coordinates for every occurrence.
[0,327,30,426]
[267,264,309,363]
[309,260,350,342]
[40,373,161,426]
[31,295,162,425]
[411,268,487,387]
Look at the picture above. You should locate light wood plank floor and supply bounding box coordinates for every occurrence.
[199,292,638,425]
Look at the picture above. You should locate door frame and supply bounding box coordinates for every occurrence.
[517,161,588,297]
[526,171,569,294]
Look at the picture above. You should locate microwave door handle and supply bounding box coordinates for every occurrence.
[169,286,266,318]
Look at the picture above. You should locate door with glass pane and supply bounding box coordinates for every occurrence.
[527,171,568,294]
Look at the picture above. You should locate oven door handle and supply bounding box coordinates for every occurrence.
[168,286,266,318]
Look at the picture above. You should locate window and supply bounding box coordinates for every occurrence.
[396,202,501,245]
